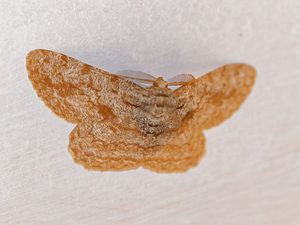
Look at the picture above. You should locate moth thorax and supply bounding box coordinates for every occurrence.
[135,96,182,135]
[153,77,168,88]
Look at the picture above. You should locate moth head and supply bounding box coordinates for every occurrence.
[153,77,168,88]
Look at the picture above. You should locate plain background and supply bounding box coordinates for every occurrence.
[1,0,300,224]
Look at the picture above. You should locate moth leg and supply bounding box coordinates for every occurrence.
[68,122,145,171]
[142,120,206,173]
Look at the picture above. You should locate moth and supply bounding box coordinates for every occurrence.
[26,49,256,173]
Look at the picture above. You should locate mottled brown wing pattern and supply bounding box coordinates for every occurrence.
[27,49,256,173]
[68,117,206,172]
[173,64,256,130]
[26,49,143,124]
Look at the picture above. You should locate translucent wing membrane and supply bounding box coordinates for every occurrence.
[117,71,195,87]
[167,73,195,86]
[117,70,156,86]
[117,70,156,80]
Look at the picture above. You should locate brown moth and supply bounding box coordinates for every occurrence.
[26,49,256,173]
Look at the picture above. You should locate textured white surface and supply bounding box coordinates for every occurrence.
[1,0,300,224]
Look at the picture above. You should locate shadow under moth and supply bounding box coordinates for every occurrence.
[26,49,256,173]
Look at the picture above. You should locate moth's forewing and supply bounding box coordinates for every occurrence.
[26,49,143,123]
[116,70,158,87]
[172,64,256,130]
[117,70,156,80]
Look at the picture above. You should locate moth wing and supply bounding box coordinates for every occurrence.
[117,70,156,80]
[173,64,256,129]
[142,118,206,172]
[27,49,142,123]
[69,118,206,172]
[68,121,144,171]
[167,73,195,84]
[116,70,156,86]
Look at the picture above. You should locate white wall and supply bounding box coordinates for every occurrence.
[1,0,299,224]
